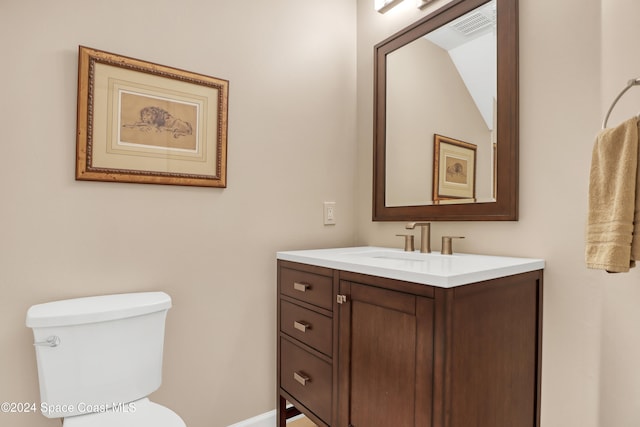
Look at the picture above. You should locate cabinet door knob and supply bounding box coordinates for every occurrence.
[293,320,311,333]
[293,371,310,386]
[293,281,310,292]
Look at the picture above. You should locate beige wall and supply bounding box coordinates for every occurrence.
[357,0,640,426]
[598,1,640,425]
[0,1,356,426]
[4,0,640,426]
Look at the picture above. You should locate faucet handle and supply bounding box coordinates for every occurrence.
[441,236,464,255]
[396,234,415,252]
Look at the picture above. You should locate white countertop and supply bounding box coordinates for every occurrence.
[277,246,545,288]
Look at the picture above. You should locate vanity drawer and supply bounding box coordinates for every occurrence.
[280,337,332,423]
[280,267,333,310]
[280,300,332,356]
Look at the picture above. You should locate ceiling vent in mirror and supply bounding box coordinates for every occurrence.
[450,4,496,37]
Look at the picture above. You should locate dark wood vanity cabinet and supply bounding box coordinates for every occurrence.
[337,279,435,426]
[278,261,338,427]
[277,260,543,427]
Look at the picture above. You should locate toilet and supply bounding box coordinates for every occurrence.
[26,292,186,426]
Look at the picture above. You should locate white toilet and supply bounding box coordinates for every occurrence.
[26,292,186,426]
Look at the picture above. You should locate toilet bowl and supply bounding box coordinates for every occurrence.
[61,398,185,427]
[26,292,185,426]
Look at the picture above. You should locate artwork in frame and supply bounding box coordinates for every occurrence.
[432,134,477,202]
[76,46,229,187]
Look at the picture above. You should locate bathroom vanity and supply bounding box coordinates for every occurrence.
[276,247,544,427]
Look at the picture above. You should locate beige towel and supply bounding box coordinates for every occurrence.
[586,116,640,272]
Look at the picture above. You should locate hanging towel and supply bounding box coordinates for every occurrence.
[586,116,640,272]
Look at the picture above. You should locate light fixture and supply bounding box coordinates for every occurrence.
[416,0,435,9]
[375,0,403,14]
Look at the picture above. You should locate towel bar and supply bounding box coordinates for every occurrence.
[602,78,640,129]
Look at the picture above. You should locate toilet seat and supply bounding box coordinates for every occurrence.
[62,398,185,427]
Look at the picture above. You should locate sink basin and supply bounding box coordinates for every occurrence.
[276,246,544,288]
[349,249,458,261]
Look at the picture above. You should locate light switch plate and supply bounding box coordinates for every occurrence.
[323,202,336,225]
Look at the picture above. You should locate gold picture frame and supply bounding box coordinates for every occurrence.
[433,134,476,201]
[76,46,229,187]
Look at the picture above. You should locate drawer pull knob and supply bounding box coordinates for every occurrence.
[293,282,310,292]
[293,320,311,333]
[293,371,310,386]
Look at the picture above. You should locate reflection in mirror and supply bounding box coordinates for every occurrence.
[386,0,496,207]
[373,0,518,221]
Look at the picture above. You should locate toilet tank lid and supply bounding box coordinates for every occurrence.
[26,292,172,328]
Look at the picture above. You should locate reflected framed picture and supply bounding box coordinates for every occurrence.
[433,134,476,201]
[76,46,229,187]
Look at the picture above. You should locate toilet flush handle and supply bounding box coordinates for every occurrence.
[34,336,60,347]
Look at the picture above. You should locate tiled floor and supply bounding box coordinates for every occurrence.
[288,416,316,426]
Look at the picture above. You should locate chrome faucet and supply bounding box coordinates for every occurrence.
[405,222,431,253]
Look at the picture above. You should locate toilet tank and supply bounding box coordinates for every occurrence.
[26,292,172,418]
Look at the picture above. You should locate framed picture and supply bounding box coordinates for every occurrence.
[76,46,229,187]
[433,134,476,201]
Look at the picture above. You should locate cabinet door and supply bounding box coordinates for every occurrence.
[338,281,434,427]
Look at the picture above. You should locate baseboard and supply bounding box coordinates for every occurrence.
[227,410,275,427]
[227,409,304,427]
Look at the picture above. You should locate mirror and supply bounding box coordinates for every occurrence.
[373,0,518,221]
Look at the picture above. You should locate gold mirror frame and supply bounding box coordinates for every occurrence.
[373,0,518,221]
